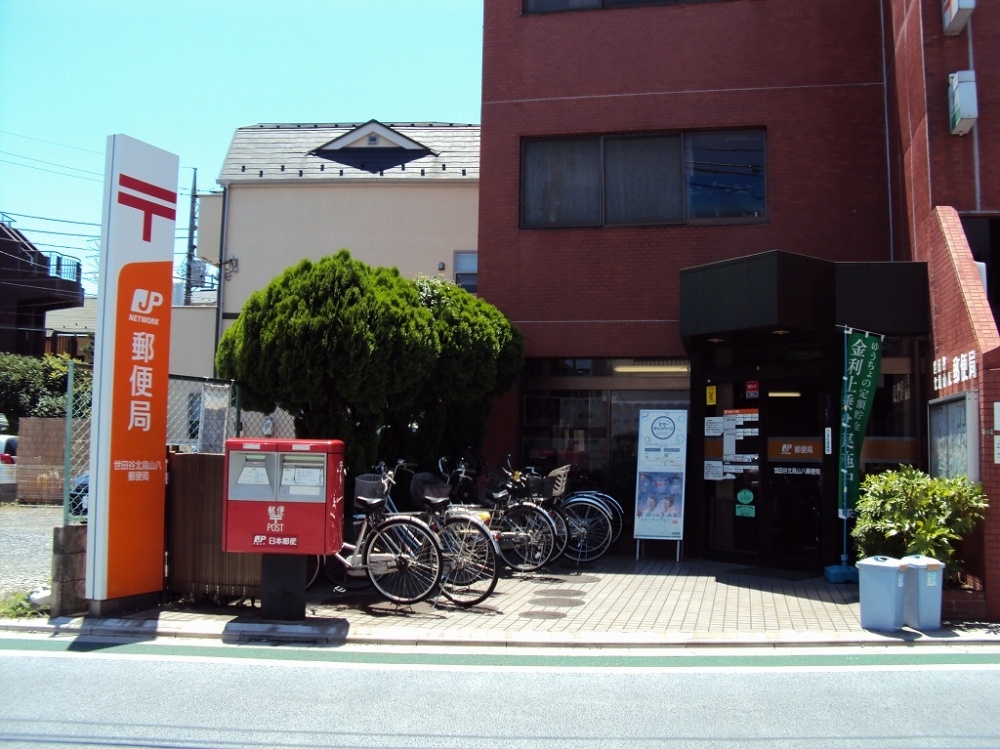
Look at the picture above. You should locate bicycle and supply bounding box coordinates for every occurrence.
[504,462,615,564]
[389,460,501,608]
[324,487,443,605]
[443,456,558,572]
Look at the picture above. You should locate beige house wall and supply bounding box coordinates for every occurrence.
[169,305,218,378]
[217,181,478,320]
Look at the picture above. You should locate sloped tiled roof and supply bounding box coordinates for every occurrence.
[218,121,480,185]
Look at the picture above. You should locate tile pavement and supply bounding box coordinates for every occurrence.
[4,552,999,648]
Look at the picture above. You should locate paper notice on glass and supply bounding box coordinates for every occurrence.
[705,417,724,437]
[704,461,724,481]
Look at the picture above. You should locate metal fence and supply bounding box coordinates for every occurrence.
[61,361,296,524]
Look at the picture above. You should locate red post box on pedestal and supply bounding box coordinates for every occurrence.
[222,438,345,555]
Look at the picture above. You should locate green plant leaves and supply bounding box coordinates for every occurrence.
[215,251,523,473]
[851,465,988,578]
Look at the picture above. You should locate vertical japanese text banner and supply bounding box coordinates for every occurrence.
[87,135,178,601]
[837,330,882,518]
[634,410,688,540]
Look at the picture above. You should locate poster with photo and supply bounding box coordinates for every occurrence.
[634,410,687,541]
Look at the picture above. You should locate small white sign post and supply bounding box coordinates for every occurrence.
[634,409,688,561]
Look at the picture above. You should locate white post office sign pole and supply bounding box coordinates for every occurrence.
[87,135,178,606]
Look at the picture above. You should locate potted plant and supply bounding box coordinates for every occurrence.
[852,465,988,584]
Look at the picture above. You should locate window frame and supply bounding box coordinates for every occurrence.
[524,0,736,14]
[520,129,767,230]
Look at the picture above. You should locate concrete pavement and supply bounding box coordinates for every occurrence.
[3,553,999,648]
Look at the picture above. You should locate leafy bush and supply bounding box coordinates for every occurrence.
[0,353,93,430]
[852,465,988,578]
[216,250,523,472]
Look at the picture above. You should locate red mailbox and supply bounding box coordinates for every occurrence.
[222,438,344,555]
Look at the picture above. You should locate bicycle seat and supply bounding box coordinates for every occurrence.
[356,495,389,514]
[423,496,451,513]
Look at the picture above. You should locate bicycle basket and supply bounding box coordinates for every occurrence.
[527,474,555,497]
[353,473,385,512]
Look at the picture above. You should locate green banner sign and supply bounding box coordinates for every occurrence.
[838,330,883,516]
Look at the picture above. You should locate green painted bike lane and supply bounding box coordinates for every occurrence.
[3,636,1000,670]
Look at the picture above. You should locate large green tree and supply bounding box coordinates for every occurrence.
[216,250,522,473]
[379,277,523,465]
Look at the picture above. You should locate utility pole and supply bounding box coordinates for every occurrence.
[184,168,198,305]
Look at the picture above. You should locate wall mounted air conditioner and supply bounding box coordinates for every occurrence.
[949,71,978,136]
[943,0,975,36]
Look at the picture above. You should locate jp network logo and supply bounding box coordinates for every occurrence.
[130,289,164,315]
[117,174,176,242]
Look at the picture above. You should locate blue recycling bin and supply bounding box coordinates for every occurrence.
[902,554,945,631]
[856,556,908,632]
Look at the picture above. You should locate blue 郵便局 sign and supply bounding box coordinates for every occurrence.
[838,330,882,516]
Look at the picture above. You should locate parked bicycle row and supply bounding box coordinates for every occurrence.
[303,456,626,610]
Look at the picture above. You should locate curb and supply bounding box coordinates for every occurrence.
[3,616,999,649]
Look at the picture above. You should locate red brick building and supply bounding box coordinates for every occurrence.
[478,0,999,618]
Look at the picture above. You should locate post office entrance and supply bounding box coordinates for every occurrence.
[702,371,833,571]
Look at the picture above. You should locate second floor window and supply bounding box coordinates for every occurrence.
[521,129,766,229]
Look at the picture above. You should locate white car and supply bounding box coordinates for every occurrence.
[0,434,18,502]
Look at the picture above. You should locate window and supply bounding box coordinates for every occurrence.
[525,0,731,12]
[454,251,478,294]
[521,130,765,228]
[522,139,601,227]
[684,131,766,220]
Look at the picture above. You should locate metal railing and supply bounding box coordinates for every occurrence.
[60,362,296,525]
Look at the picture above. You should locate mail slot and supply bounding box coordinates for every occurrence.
[222,438,344,554]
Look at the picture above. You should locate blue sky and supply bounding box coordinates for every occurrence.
[0,0,484,294]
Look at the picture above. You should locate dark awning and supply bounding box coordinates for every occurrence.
[680,250,929,345]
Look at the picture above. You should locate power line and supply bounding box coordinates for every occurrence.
[29,242,101,253]
[13,227,100,239]
[1,212,102,227]
[0,129,105,155]
[0,279,86,299]
[0,158,104,183]
[0,150,104,177]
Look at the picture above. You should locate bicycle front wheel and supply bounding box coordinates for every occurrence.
[561,498,613,564]
[497,503,556,572]
[438,515,499,607]
[363,517,442,604]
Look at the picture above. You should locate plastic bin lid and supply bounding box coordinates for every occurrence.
[901,554,944,571]
[856,555,909,570]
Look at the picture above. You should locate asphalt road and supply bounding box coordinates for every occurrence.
[2,637,999,749]
[0,504,62,598]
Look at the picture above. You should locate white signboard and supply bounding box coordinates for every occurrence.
[87,135,178,603]
[634,410,687,541]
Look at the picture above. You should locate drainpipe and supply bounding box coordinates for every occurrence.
[879,0,895,261]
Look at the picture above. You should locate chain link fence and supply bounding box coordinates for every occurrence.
[58,362,296,525]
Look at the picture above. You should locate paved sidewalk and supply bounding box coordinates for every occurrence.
[3,554,999,648]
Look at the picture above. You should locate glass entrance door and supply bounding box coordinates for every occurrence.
[762,380,826,570]
[705,376,828,570]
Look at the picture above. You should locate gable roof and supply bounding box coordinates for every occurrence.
[218,121,479,185]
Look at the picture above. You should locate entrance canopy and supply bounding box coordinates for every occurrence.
[679,250,929,345]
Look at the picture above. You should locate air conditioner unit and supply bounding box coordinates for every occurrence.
[943,0,974,36]
[948,71,978,136]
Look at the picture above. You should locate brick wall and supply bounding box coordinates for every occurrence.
[480,0,894,357]
[924,207,1000,621]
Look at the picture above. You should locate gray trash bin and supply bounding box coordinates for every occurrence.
[856,556,908,632]
[902,554,945,631]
